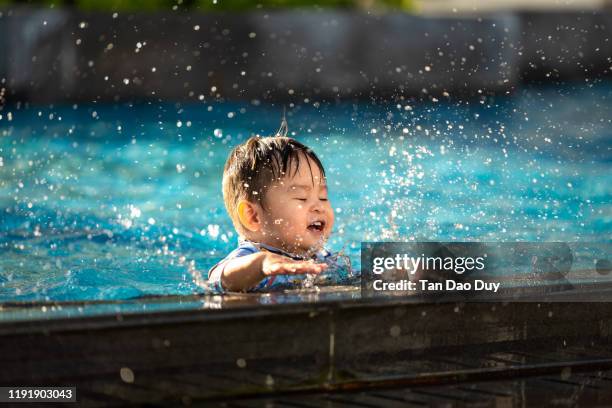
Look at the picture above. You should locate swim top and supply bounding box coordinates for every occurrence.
[207,240,333,292]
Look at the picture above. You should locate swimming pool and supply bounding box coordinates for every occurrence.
[1,81,610,302]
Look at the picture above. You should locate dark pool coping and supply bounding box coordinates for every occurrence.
[2,279,612,334]
[2,281,612,402]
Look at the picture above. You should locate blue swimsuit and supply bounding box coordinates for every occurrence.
[207,240,334,292]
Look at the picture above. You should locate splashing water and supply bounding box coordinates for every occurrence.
[0,82,611,302]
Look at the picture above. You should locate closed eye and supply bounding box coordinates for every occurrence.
[294,198,307,202]
[319,198,328,201]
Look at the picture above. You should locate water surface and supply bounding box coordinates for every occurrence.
[1,82,610,302]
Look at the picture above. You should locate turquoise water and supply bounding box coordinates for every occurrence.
[1,82,610,302]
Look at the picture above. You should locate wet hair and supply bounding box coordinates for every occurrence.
[222,136,326,234]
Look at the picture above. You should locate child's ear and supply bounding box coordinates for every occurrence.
[237,200,261,232]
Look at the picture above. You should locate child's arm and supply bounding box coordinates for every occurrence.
[220,251,327,292]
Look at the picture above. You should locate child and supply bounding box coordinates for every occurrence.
[208,134,335,292]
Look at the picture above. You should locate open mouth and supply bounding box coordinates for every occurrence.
[307,220,326,232]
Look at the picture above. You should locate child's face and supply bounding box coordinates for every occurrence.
[258,155,334,255]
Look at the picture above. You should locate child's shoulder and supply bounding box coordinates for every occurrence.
[207,241,260,281]
[226,240,260,259]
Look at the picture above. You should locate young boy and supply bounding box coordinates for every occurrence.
[208,135,335,292]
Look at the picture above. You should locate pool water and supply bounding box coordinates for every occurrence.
[1,82,610,302]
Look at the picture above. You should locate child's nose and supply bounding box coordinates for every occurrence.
[311,200,324,212]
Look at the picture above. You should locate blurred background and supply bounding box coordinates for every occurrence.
[2,0,612,103]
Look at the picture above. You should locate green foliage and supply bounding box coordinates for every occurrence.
[197,0,355,12]
[75,0,172,11]
[196,0,415,12]
[1,0,415,12]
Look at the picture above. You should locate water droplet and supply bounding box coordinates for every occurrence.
[129,206,141,218]
[120,367,134,383]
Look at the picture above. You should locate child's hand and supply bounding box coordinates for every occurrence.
[261,252,328,276]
